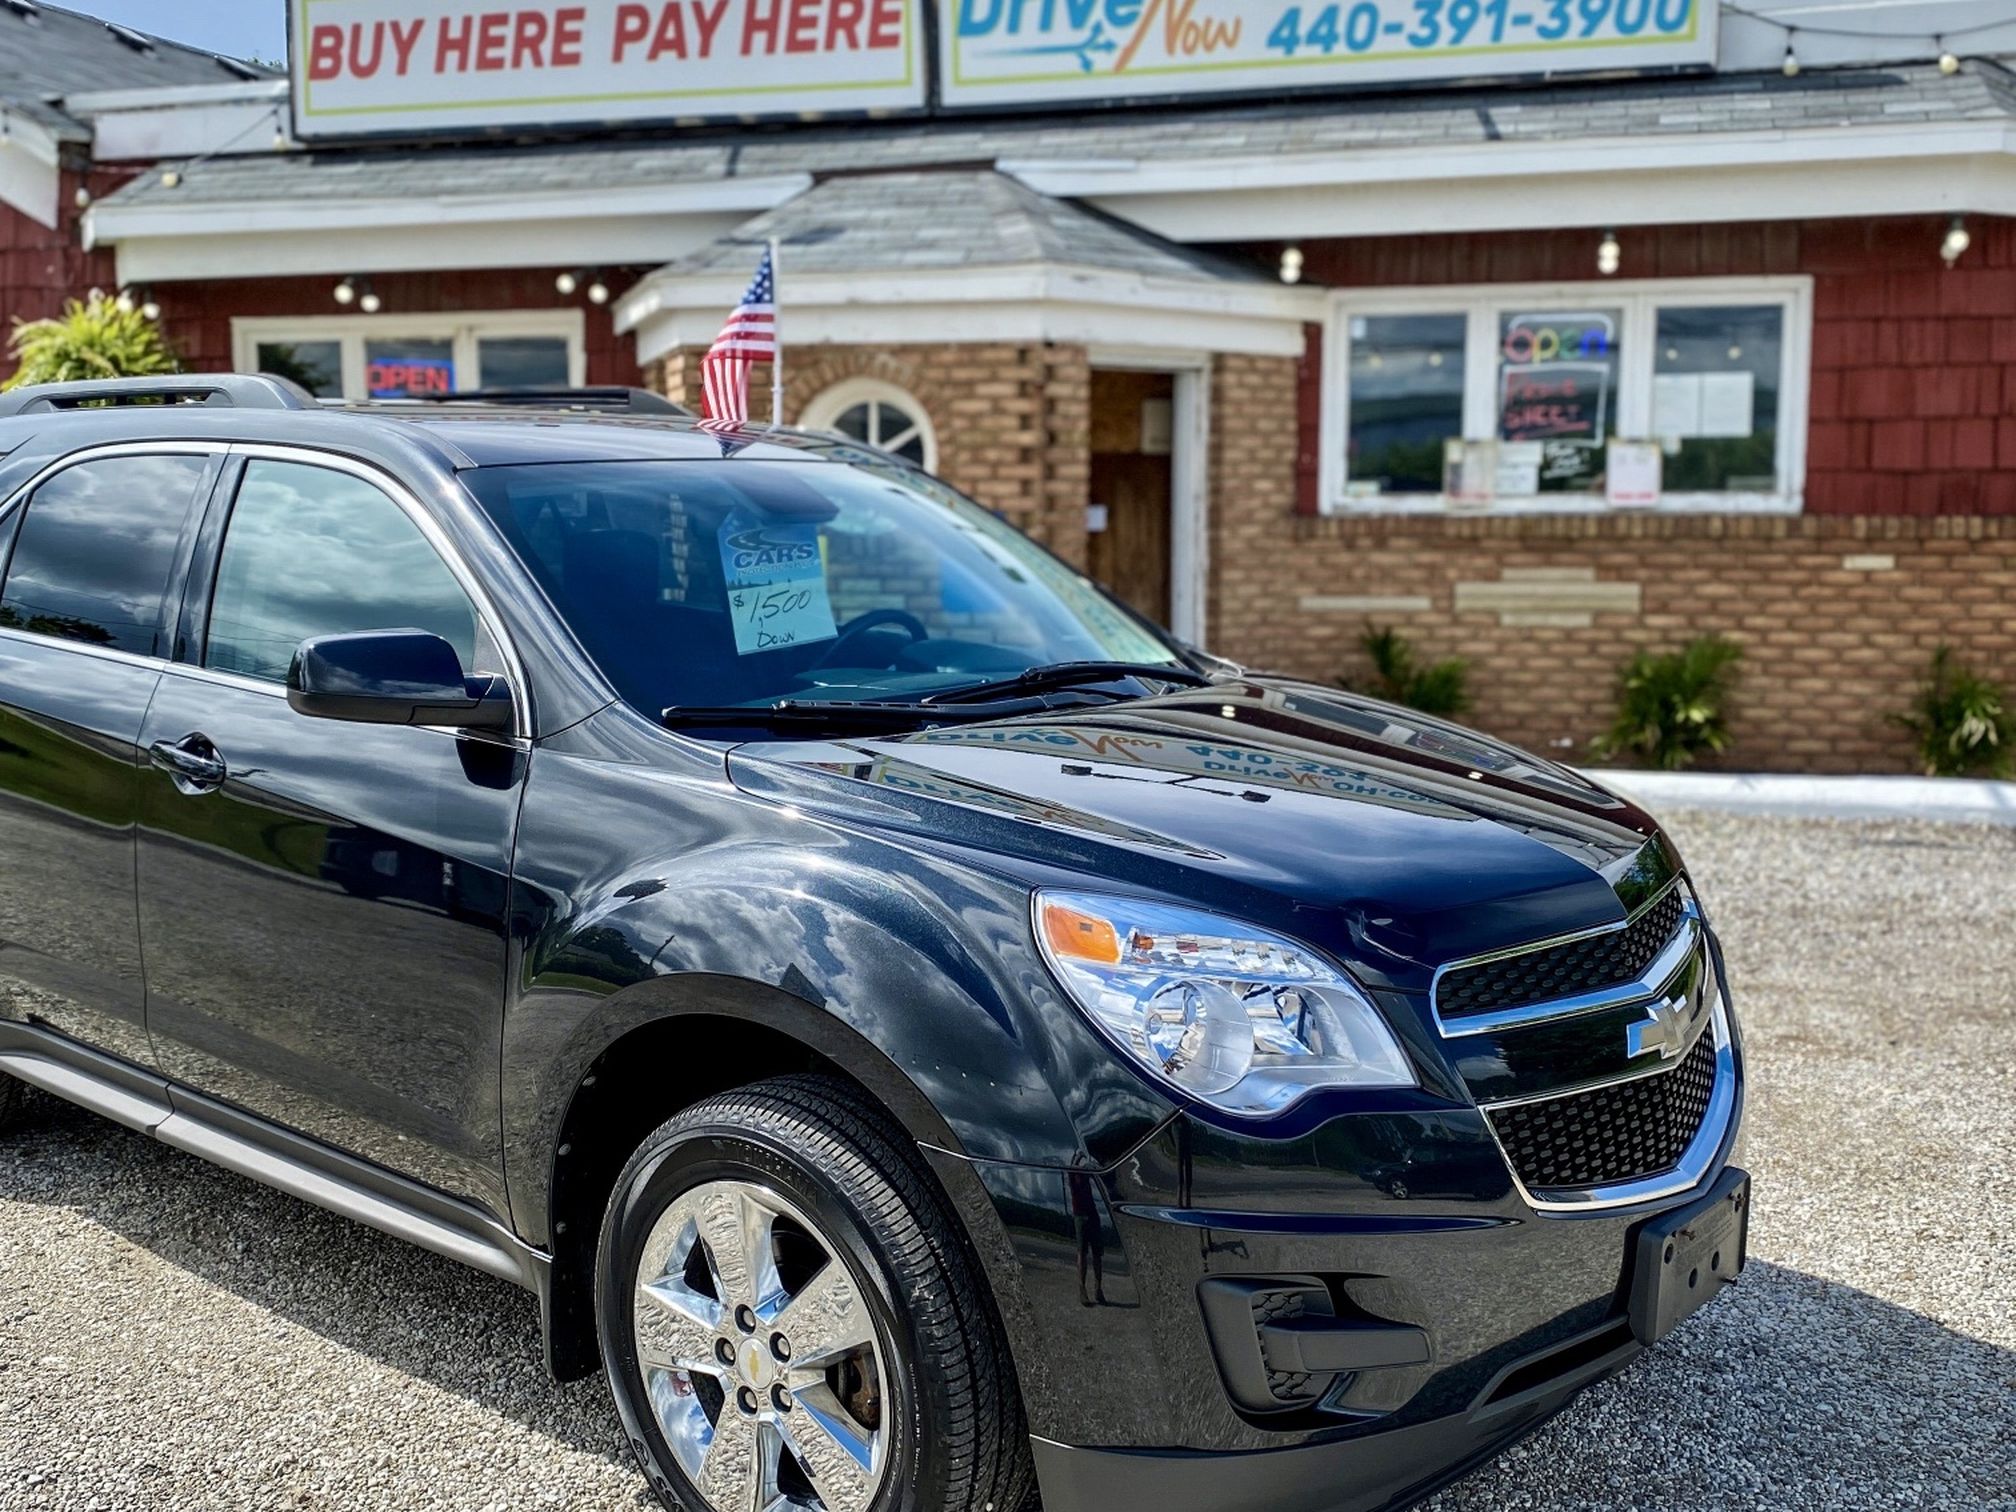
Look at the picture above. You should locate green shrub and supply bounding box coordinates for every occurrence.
[1345,624,1471,717]
[4,289,178,391]
[1891,646,2013,778]
[1591,636,1743,770]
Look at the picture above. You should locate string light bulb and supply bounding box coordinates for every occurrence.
[555,270,578,295]
[1781,35,1800,77]
[359,288,382,314]
[114,288,135,314]
[587,278,610,305]
[1942,216,1971,266]
[333,277,356,306]
[1938,40,1960,75]
[161,168,181,188]
[1279,244,1305,285]
[73,184,90,209]
[1597,228,1622,276]
[140,294,160,321]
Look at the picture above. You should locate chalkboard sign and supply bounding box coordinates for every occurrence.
[1500,362,1611,446]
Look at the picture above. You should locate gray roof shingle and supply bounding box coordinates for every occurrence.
[658,169,1269,283]
[96,60,2008,211]
[0,0,275,131]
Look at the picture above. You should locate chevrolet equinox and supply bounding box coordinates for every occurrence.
[0,375,1748,1512]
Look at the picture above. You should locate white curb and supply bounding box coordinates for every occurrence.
[1577,770,2016,827]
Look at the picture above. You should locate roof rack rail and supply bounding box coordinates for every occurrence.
[395,387,693,416]
[0,374,315,416]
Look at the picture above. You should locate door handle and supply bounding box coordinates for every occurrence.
[149,734,228,795]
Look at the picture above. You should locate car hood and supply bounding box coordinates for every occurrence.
[724,677,1676,989]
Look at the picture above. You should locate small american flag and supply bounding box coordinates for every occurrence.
[701,244,776,427]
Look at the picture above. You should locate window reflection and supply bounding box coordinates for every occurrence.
[255,340,342,398]
[463,458,1176,718]
[477,336,570,389]
[206,461,479,683]
[0,455,209,656]
[1347,314,1465,495]
[1654,305,1783,493]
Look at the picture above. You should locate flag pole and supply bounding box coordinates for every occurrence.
[768,236,783,428]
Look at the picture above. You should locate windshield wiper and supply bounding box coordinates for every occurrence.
[920,660,1213,706]
[661,698,1053,733]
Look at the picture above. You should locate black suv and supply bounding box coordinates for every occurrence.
[0,375,1747,1512]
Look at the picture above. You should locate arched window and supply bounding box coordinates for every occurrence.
[800,378,937,470]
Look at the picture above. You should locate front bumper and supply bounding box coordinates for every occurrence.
[927,1092,1746,1512]
[1030,1313,1640,1512]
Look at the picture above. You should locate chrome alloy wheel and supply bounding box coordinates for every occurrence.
[632,1179,889,1512]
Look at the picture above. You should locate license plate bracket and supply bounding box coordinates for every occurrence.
[1628,1166,1749,1345]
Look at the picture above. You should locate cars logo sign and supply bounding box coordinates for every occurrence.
[291,0,925,139]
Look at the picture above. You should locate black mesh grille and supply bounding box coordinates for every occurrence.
[1488,1026,1719,1191]
[1439,886,1688,1020]
[1253,1289,1325,1404]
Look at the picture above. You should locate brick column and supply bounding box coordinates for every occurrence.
[1207,352,1304,647]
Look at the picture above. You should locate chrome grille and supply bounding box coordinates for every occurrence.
[1438,885,1689,1022]
[1486,1026,1719,1192]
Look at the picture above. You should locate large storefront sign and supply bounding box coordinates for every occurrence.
[942,0,1717,108]
[292,0,1720,138]
[290,0,925,138]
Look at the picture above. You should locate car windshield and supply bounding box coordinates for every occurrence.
[460,455,1184,718]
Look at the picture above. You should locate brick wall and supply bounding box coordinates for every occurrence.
[651,341,1094,563]
[1212,508,2016,774]
[1268,213,2016,517]
[159,266,651,385]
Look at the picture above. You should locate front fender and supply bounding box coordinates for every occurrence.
[499,711,1175,1244]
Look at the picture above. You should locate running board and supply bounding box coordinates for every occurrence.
[0,1020,544,1294]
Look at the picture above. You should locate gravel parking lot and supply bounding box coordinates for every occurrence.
[3,811,2014,1511]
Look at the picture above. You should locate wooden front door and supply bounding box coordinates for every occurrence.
[1086,369,1176,627]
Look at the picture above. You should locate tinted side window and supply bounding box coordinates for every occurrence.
[205,460,479,684]
[0,454,210,656]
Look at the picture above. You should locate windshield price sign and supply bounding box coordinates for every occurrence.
[942,0,1716,109]
[292,0,925,139]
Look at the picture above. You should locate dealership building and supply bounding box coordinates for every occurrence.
[4,0,2015,771]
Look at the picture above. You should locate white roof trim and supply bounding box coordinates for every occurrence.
[87,173,811,245]
[619,261,1321,361]
[1004,119,2016,198]
[1006,119,2016,239]
[0,114,63,229]
[101,209,758,284]
[64,80,289,114]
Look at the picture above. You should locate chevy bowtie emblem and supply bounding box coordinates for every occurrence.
[1627,995,1692,1061]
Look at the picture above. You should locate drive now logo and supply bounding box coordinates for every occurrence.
[956,0,1240,69]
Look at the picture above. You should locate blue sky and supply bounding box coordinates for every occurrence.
[62,0,287,65]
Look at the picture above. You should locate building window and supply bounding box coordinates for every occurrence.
[1326,279,1810,515]
[801,378,937,471]
[1346,314,1465,496]
[233,311,585,401]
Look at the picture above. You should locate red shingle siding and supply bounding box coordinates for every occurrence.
[0,166,129,339]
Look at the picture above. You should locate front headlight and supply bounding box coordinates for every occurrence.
[1034,889,1415,1117]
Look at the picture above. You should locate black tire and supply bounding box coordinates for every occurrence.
[596,1074,1033,1512]
[0,1072,26,1136]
